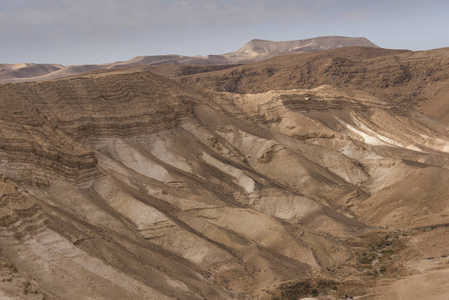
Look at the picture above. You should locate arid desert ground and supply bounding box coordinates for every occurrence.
[1,37,449,299]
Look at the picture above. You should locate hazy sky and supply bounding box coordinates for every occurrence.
[1,0,448,65]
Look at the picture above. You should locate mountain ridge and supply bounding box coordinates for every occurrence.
[177,46,449,123]
[234,36,377,54]
[0,36,378,83]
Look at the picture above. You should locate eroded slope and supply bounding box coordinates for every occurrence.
[1,70,449,299]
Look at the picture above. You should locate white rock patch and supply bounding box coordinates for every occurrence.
[202,152,255,193]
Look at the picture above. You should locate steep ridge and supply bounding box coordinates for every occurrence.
[0,36,377,84]
[178,46,449,122]
[1,68,449,298]
[179,47,409,94]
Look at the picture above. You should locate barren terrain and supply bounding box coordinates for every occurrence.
[1,45,449,299]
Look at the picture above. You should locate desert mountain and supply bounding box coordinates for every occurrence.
[0,63,63,79]
[0,36,377,84]
[178,46,449,122]
[1,44,449,300]
[225,36,377,63]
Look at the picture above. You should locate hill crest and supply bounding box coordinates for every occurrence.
[236,36,378,55]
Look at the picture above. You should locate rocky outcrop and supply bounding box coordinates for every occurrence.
[178,46,449,118]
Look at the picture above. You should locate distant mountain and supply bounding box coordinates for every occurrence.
[0,36,378,83]
[237,36,377,54]
[0,63,63,80]
[222,36,378,63]
[119,36,378,66]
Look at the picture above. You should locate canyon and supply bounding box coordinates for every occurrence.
[1,38,449,299]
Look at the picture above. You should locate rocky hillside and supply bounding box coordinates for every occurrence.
[1,53,449,299]
[178,46,449,123]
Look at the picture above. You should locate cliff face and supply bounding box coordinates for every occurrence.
[1,50,449,299]
[178,46,449,117]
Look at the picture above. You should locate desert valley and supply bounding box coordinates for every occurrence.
[1,36,449,299]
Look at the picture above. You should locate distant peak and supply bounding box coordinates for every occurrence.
[247,39,270,43]
[234,36,378,55]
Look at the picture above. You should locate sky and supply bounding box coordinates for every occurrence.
[1,0,448,65]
